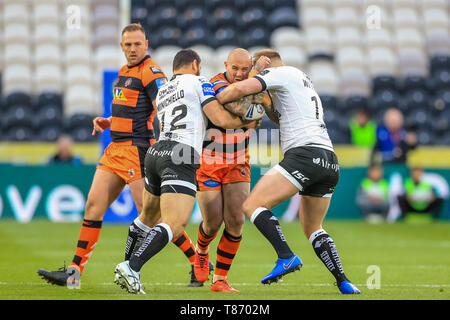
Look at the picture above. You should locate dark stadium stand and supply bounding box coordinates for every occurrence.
[65,113,97,143]
[0,0,448,146]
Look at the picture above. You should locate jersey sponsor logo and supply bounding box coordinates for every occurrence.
[151,66,162,74]
[147,147,174,157]
[161,168,178,180]
[312,157,339,172]
[259,69,270,76]
[113,88,127,101]
[156,77,167,89]
[158,81,179,98]
[203,179,221,187]
[202,83,215,96]
[124,78,132,87]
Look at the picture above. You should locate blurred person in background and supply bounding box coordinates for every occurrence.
[356,164,389,223]
[348,108,377,148]
[371,108,417,164]
[398,167,444,223]
[48,135,82,165]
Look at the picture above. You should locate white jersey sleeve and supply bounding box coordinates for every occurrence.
[254,66,334,154]
[194,76,217,107]
[253,68,286,90]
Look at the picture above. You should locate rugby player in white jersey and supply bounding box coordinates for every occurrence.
[215,49,360,294]
[113,49,258,294]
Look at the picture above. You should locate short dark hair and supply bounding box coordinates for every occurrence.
[355,107,370,116]
[121,23,146,38]
[173,49,201,71]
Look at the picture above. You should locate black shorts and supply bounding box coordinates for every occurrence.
[276,146,339,197]
[144,140,200,197]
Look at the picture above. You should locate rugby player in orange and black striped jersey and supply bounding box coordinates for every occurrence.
[37,23,198,288]
[193,48,266,292]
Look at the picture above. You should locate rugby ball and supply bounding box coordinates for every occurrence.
[242,103,265,121]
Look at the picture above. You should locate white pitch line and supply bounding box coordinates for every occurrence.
[1,282,448,289]
[99,282,450,288]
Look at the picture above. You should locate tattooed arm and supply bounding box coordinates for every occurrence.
[216,78,263,105]
[223,95,253,117]
[203,99,259,130]
[263,104,279,125]
[253,92,279,125]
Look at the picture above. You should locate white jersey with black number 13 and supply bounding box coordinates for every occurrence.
[254,66,333,154]
[156,74,216,155]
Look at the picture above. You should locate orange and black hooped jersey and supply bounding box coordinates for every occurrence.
[202,73,250,164]
[111,55,167,147]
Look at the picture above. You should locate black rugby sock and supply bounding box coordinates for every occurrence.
[251,208,294,259]
[124,218,151,261]
[129,223,172,272]
[309,229,349,286]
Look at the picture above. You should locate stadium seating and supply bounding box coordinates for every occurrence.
[0,0,125,141]
[5,91,32,110]
[2,105,34,133]
[0,0,448,146]
[66,113,96,142]
[35,64,63,94]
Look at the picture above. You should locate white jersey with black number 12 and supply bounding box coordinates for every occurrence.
[156,74,216,156]
[254,66,334,154]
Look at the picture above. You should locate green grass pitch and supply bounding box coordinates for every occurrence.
[0,220,449,300]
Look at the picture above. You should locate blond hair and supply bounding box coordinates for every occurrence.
[253,49,282,64]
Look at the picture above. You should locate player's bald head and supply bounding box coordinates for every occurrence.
[227,48,252,63]
[224,48,252,83]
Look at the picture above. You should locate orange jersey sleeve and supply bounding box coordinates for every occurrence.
[110,55,167,146]
[142,58,167,102]
[210,73,230,94]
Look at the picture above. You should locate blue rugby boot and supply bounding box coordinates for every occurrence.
[261,254,302,285]
[338,281,361,294]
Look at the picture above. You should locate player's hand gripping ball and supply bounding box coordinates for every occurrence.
[242,103,265,121]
